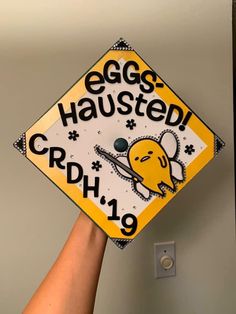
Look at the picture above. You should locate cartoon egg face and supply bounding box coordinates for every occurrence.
[128,138,175,195]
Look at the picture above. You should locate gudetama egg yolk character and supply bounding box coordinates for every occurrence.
[128,139,175,195]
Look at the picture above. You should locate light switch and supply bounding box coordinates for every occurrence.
[154,241,176,279]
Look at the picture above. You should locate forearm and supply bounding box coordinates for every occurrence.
[23,212,107,314]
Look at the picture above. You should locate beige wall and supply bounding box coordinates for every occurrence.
[0,0,235,313]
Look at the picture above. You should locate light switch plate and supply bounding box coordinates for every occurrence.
[154,241,176,279]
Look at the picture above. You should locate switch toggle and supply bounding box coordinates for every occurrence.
[160,255,174,270]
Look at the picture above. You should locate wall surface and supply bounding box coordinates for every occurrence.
[0,1,235,313]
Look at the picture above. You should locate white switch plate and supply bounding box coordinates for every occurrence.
[154,241,176,279]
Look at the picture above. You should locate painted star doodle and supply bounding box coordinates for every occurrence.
[126,119,136,130]
[184,144,195,155]
[68,130,79,141]
[91,160,102,171]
